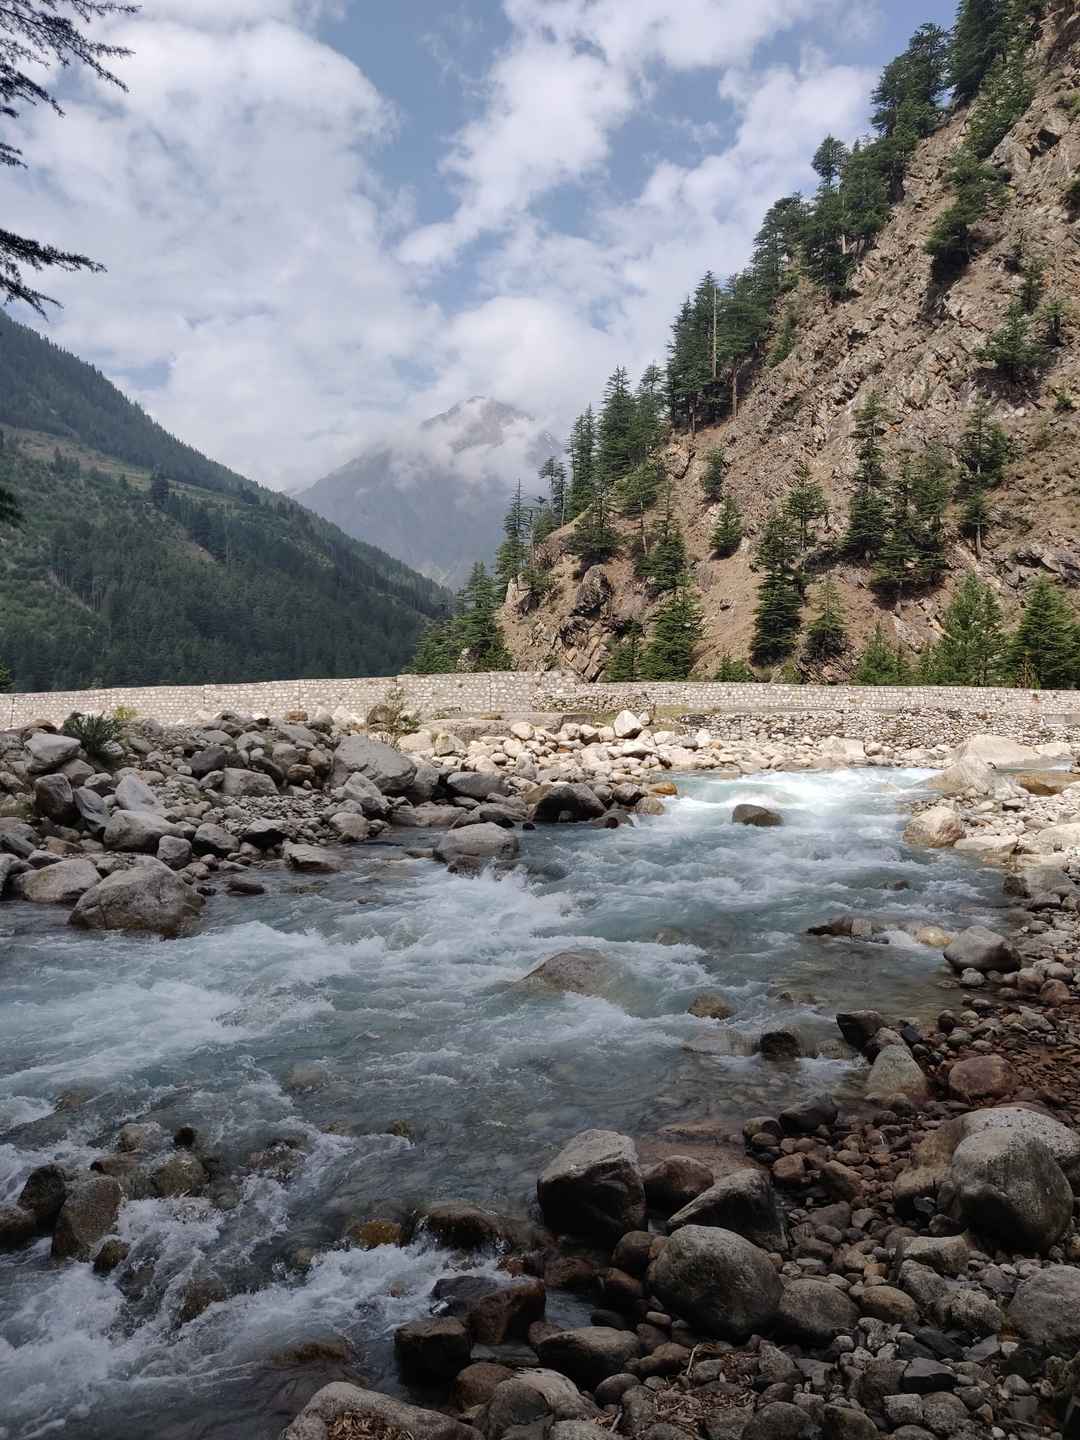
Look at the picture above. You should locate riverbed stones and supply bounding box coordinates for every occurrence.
[865,1046,929,1105]
[521,949,619,998]
[1008,1266,1080,1350]
[529,783,606,824]
[452,1363,514,1410]
[395,1317,471,1382]
[104,809,181,853]
[17,1164,68,1228]
[667,1169,788,1253]
[115,774,162,812]
[70,865,205,937]
[51,1175,122,1261]
[903,804,964,848]
[433,823,520,869]
[481,1370,598,1439]
[732,804,783,827]
[536,1327,640,1388]
[687,991,735,1019]
[943,925,1019,974]
[537,1130,646,1241]
[956,734,1041,767]
[942,1130,1072,1252]
[642,1156,714,1214]
[836,1010,884,1053]
[13,857,99,904]
[946,1054,1016,1104]
[26,732,81,774]
[774,1278,859,1346]
[33,773,76,823]
[192,822,234,857]
[646,1224,782,1340]
[0,1206,36,1251]
[220,767,278,799]
[282,1382,474,1440]
[283,842,342,873]
[152,1152,209,1198]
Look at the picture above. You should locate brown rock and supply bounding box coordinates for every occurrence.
[642,1155,714,1214]
[451,1362,513,1409]
[947,1055,1017,1105]
[772,1154,809,1186]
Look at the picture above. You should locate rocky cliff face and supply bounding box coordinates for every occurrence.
[502,5,1080,680]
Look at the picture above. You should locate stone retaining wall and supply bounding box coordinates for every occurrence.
[4,672,1080,737]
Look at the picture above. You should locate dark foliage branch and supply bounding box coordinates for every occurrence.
[1,1,138,312]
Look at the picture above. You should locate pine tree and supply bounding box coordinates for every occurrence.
[1038,297,1070,350]
[980,300,1046,381]
[804,578,849,661]
[605,622,643,681]
[1007,578,1080,688]
[640,585,703,680]
[784,464,828,551]
[957,396,1015,490]
[566,407,597,518]
[0,480,20,526]
[930,575,1005,685]
[643,497,687,594]
[812,136,850,190]
[925,151,1007,270]
[751,510,804,665]
[963,9,1035,158]
[410,619,459,674]
[872,448,949,600]
[701,449,728,502]
[844,391,890,559]
[540,456,568,524]
[567,497,620,569]
[710,497,743,558]
[149,469,170,508]
[632,364,667,460]
[597,367,638,492]
[853,622,911,684]
[960,485,993,555]
[495,480,530,587]
[715,654,757,682]
[456,562,514,671]
[951,0,1013,103]
[839,142,891,249]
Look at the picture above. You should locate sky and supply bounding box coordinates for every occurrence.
[5,0,958,490]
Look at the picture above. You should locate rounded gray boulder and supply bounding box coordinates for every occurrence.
[646,1224,782,1340]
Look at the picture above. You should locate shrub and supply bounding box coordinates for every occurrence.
[365,685,417,744]
[62,711,126,763]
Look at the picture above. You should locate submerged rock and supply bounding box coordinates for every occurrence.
[520,949,619,998]
[732,804,783,827]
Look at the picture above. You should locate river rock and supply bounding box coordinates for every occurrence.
[943,1130,1072,1252]
[1008,1266,1080,1350]
[687,991,734,1019]
[26,732,81,774]
[774,1278,859,1346]
[33,773,76,823]
[1017,821,1080,855]
[642,1155,715,1213]
[281,1382,474,1440]
[70,865,205,937]
[743,1404,815,1440]
[529,783,607,824]
[943,926,1019,974]
[433,1274,544,1344]
[340,772,393,819]
[537,1130,646,1241]
[446,771,510,802]
[158,835,193,869]
[836,1010,884,1052]
[395,1317,471,1381]
[947,1054,1016,1104]
[667,1169,788,1253]
[104,809,181,853]
[329,812,370,842]
[536,1327,640,1388]
[51,1176,122,1261]
[330,735,418,794]
[14,858,100,905]
[73,786,109,835]
[115,774,162,812]
[865,1046,928,1105]
[646,1224,782,1340]
[956,734,1041,767]
[452,1363,514,1410]
[152,1152,209,1198]
[193,822,234,857]
[284,842,342,873]
[521,949,619,998]
[17,1164,68,1228]
[481,1370,597,1439]
[433,824,520,869]
[903,804,964,848]
[189,745,230,780]
[0,1206,36,1251]
[732,804,783,827]
[220,767,278,798]
[929,756,998,797]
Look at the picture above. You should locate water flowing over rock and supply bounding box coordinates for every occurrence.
[51,1176,122,1261]
[520,949,620,999]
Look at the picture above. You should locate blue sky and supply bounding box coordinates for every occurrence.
[6,0,960,488]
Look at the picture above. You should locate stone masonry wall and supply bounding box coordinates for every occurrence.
[4,672,1080,740]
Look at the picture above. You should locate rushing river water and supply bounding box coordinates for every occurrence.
[0,768,1005,1440]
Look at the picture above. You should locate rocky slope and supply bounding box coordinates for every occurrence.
[501,6,1080,680]
[299,398,560,587]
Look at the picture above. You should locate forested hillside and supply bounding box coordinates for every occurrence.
[0,316,451,691]
[415,0,1080,689]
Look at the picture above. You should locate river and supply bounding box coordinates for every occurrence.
[0,768,1004,1439]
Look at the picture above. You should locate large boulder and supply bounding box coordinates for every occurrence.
[394,1317,471,1382]
[521,949,620,999]
[481,1370,597,1440]
[903,804,964,848]
[220,768,278,799]
[647,1225,782,1340]
[956,734,1041,768]
[188,745,230,780]
[114,774,162,812]
[1018,822,1080,855]
[104,809,181,854]
[535,1328,640,1389]
[929,757,998,797]
[342,772,393,819]
[26,732,81,774]
[332,734,417,793]
[943,926,1020,975]
[284,843,342,873]
[529,783,606,824]
[446,771,511,802]
[667,1169,788,1253]
[281,1383,474,1440]
[942,1130,1072,1252]
[947,1054,1016,1104]
[537,1130,646,1242]
[73,786,109,835]
[865,1045,929,1105]
[70,866,205,937]
[192,822,235,857]
[1008,1266,1080,1351]
[774,1279,859,1347]
[433,824,519,869]
[642,1155,715,1214]
[33,773,76,823]
[51,1176,122,1261]
[612,710,644,740]
[14,858,100,905]
[732,804,783,828]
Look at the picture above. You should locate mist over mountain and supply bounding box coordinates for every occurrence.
[298,397,560,587]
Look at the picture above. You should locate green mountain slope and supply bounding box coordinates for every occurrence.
[0,313,451,691]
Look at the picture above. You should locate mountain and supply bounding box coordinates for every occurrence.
[298,397,561,587]
[0,312,452,692]
[497,0,1080,681]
